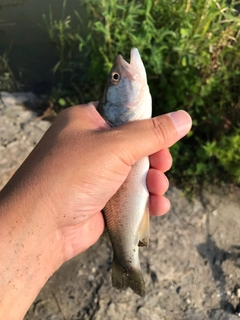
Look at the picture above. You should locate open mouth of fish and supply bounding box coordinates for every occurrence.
[117,48,147,82]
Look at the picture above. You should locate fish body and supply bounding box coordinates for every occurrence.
[98,48,152,296]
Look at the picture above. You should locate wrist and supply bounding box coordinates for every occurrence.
[0,181,64,319]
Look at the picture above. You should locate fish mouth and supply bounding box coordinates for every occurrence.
[116,48,147,82]
[130,48,147,81]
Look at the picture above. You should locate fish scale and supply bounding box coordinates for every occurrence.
[98,48,152,296]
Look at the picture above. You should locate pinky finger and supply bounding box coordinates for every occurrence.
[149,194,171,216]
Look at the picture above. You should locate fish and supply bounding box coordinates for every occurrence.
[97,48,152,296]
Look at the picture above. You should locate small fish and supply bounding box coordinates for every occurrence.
[98,48,152,296]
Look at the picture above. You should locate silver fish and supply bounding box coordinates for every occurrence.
[98,48,152,296]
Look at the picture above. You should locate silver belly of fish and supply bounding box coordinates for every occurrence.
[103,156,149,297]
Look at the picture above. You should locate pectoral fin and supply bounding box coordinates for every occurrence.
[138,207,149,247]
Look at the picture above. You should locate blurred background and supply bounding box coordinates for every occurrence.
[0,0,239,192]
[0,0,80,92]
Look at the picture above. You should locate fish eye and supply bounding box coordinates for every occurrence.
[111,72,120,84]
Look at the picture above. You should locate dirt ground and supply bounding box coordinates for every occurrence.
[22,186,240,320]
[1,93,240,320]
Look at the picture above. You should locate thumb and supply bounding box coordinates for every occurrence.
[111,110,192,165]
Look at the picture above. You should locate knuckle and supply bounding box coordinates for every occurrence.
[150,117,169,145]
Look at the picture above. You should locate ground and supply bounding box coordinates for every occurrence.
[1,92,240,320]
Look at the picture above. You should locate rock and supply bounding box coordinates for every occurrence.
[0,92,50,189]
[137,307,160,320]
[210,310,238,320]
[1,91,40,109]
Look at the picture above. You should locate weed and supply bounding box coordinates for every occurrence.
[0,54,19,91]
[43,0,240,190]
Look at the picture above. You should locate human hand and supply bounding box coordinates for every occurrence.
[6,102,190,258]
[2,102,192,261]
[0,102,191,319]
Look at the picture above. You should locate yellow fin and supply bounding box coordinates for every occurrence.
[138,207,149,247]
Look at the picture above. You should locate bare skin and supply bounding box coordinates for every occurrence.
[0,102,192,320]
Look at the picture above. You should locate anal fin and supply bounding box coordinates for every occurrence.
[138,207,149,247]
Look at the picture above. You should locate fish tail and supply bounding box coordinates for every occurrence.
[112,255,145,297]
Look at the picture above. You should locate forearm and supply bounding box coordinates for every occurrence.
[0,179,63,320]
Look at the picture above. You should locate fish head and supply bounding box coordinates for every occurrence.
[99,48,152,126]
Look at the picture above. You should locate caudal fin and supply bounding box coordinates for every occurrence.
[112,255,145,297]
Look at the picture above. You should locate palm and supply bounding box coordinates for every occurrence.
[60,212,105,260]
[45,103,174,261]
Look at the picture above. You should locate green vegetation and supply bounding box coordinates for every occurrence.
[0,54,19,92]
[43,0,240,190]
[0,3,21,92]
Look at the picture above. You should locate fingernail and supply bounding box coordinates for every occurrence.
[167,110,192,138]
